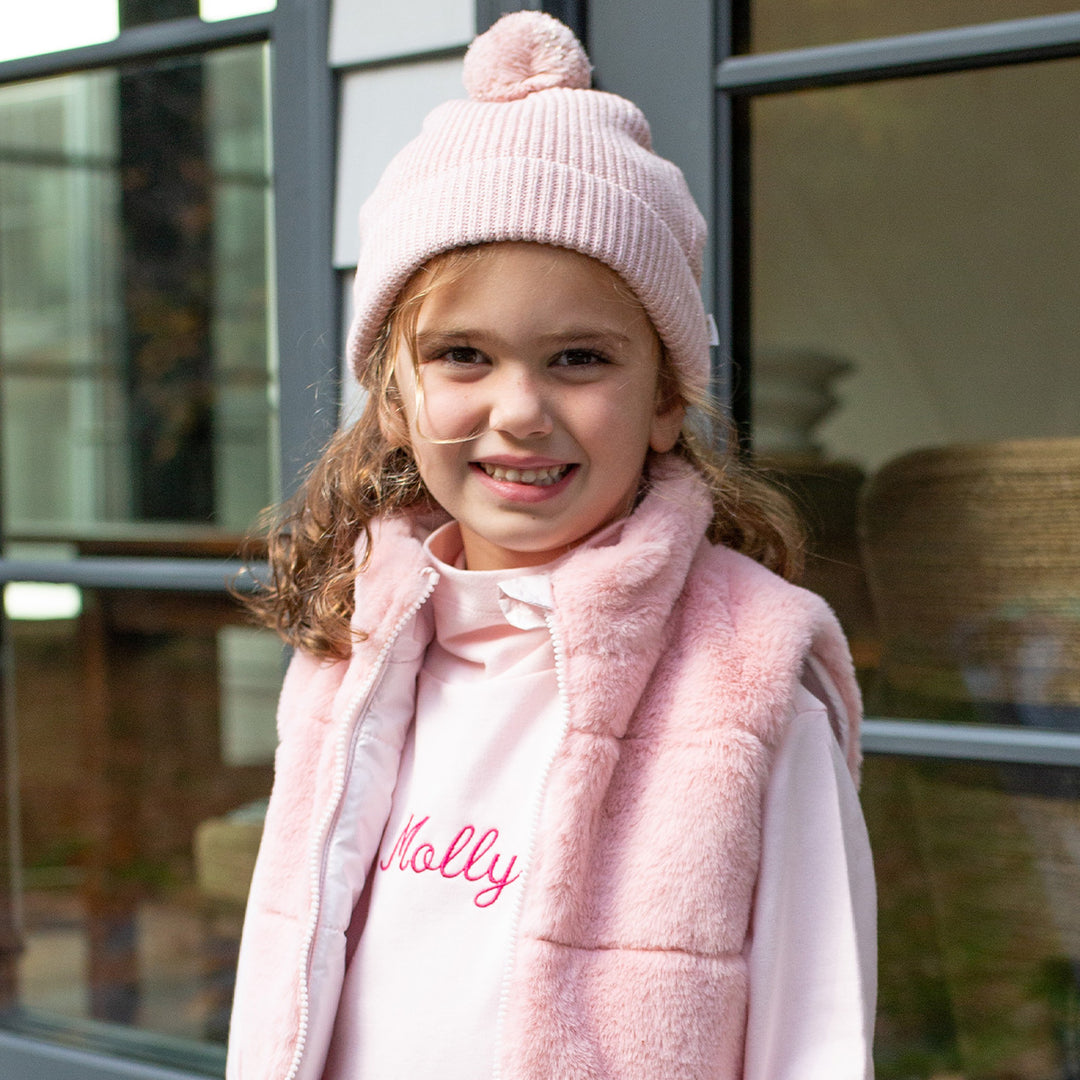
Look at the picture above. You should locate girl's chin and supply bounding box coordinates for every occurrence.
[457,512,629,572]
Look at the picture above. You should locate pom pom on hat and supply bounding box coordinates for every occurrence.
[463,11,592,102]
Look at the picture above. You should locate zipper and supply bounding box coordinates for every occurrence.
[283,568,438,1080]
[491,609,572,1079]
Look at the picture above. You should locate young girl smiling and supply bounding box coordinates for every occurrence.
[394,243,684,570]
[227,12,876,1080]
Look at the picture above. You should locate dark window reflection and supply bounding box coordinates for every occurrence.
[867,755,1080,1079]
[10,582,277,1046]
[0,38,276,1064]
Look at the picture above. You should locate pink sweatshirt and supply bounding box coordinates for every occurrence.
[323,526,565,1077]
[227,455,873,1080]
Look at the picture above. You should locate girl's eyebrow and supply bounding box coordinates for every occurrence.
[415,326,633,349]
[415,328,475,345]
[538,328,634,347]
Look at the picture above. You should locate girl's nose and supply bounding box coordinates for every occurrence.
[487,368,553,438]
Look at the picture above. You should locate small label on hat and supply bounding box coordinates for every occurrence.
[706,313,720,347]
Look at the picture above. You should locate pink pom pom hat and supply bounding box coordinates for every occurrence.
[346,10,711,394]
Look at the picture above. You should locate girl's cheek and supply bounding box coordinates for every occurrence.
[418,385,484,442]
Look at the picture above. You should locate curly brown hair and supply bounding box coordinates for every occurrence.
[242,247,804,660]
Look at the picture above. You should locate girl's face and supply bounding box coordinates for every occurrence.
[393,243,684,571]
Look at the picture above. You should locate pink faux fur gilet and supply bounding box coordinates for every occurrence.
[226,456,862,1080]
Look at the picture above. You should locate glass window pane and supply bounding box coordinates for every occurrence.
[865,754,1080,1078]
[744,1,1077,54]
[0,1,119,63]
[0,38,277,1067]
[201,0,275,20]
[0,1,275,63]
[749,60,1080,730]
[5,587,278,1058]
[0,43,276,543]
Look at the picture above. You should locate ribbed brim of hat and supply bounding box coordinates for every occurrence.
[348,164,708,392]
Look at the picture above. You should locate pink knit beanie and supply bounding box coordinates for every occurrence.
[347,10,710,393]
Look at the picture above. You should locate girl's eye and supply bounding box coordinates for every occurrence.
[432,347,486,367]
[552,348,609,368]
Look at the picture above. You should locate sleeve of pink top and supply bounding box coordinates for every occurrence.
[742,683,877,1080]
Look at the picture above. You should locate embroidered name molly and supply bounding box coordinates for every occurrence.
[378,813,521,908]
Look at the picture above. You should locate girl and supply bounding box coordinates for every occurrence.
[228,11,876,1080]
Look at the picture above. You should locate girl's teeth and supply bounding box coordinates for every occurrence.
[481,464,568,486]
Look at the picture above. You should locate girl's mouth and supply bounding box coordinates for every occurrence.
[476,463,573,487]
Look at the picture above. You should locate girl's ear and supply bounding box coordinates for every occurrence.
[649,347,685,454]
[649,397,684,454]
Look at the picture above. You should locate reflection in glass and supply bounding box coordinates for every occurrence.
[744,0,1077,55]
[0,0,277,64]
[0,43,275,540]
[201,0,276,20]
[10,590,278,1050]
[866,755,1080,1079]
[0,1,118,63]
[0,38,278,1065]
[749,61,1080,731]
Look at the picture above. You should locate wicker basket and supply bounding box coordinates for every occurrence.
[859,438,1080,707]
